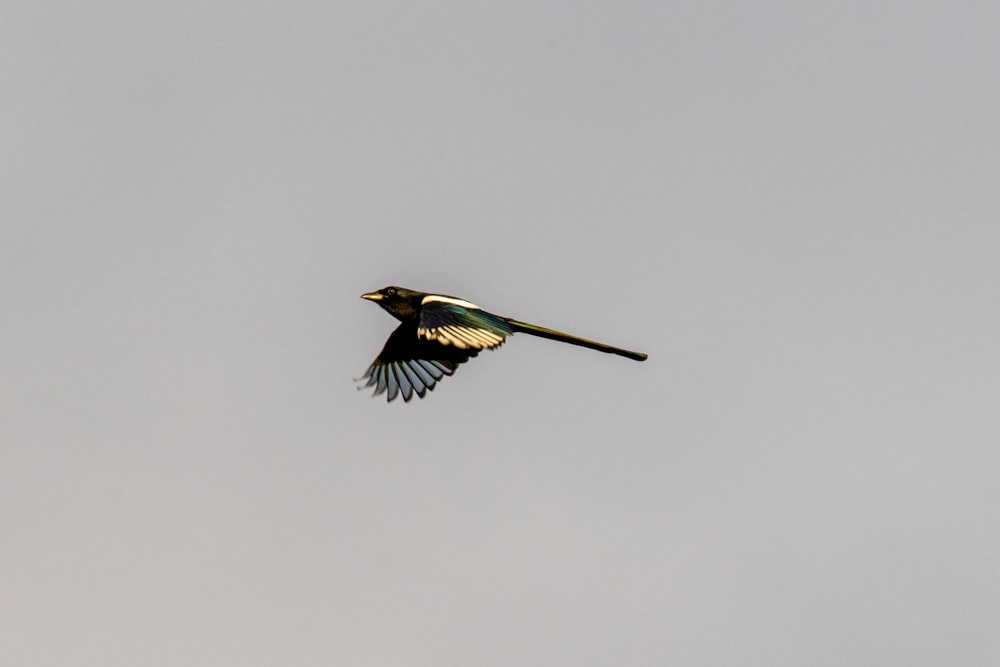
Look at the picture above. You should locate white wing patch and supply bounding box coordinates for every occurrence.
[421,294,482,309]
[418,325,506,349]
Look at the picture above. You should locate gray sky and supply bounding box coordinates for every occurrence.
[3,2,999,665]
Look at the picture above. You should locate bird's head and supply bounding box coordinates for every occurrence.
[360,286,426,321]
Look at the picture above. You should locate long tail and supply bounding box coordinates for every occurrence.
[505,319,648,361]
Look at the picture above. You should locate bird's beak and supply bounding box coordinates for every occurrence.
[360,292,383,301]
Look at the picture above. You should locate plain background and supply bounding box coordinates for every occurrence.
[3,2,999,665]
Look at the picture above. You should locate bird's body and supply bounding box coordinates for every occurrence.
[358,286,647,402]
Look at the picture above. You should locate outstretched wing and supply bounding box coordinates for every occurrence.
[357,321,480,402]
[416,296,514,350]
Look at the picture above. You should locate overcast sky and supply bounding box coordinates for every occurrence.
[3,2,999,665]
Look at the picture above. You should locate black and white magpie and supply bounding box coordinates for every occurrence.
[358,286,647,402]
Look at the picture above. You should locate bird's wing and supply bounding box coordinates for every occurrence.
[357,321,480,402]
[416,297,514,350]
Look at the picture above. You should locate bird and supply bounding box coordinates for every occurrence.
[357,286,647,402]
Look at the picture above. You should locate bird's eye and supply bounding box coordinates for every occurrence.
[386,287,396,296]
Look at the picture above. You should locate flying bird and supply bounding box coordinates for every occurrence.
[358,286,647,402]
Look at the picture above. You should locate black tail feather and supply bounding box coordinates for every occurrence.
[505,319,647,361]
